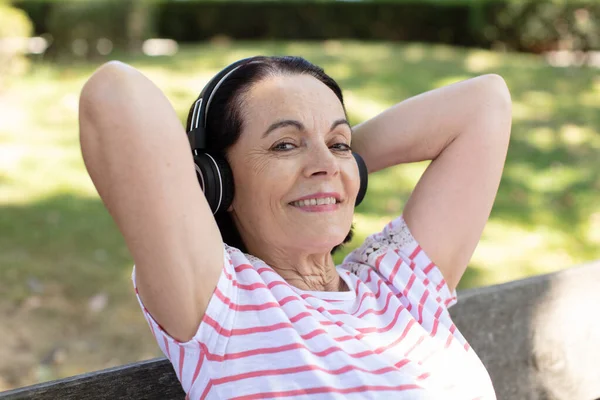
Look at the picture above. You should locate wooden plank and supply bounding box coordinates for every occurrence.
[0,358,184,400]
[450,260,600,400]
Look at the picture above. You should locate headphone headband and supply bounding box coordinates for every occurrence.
[187,57,258,149]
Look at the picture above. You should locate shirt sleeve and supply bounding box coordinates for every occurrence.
[130,245,238,391]
[345,215,458,309]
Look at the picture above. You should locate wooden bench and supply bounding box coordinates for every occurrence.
[2,261,599,400]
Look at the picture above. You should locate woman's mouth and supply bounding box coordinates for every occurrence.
[290,196,338,207]
[289,193,342,212]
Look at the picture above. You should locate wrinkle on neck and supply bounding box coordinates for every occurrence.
[252,242,347,292]
[231,210,350,293]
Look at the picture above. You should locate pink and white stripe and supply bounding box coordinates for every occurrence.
[132,216,496,399]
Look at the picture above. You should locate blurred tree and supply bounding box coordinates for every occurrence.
[0,0,33,87]
[44,0,155,60]
[127,0,155,53]
[9,0,600,56]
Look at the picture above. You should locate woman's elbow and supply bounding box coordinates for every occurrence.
[479,74,512,115]
[474,74,512,138]
[80,61,132,114]
[79,61,136,158]
[79,61,141,140]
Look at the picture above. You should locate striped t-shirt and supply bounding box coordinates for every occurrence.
[132,216,496,399]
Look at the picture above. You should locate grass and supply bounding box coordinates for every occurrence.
[0,40,599,389]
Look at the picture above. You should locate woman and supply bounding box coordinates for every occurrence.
[79,55,511,399]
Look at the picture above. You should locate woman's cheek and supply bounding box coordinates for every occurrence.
[247,153,271,177]
[342,163,360,197]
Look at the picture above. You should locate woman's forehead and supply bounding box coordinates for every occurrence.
[242,74,345,132]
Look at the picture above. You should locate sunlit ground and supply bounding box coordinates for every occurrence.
[0,40,599,389]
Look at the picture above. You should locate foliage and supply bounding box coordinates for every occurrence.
[14,1,600,55]
[476,2,600,52]
[29,0,156,60]
[0,3,33,85]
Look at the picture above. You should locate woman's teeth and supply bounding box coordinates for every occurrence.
[291,197,337,207]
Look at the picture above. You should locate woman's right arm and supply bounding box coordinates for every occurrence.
[79,61,224,342]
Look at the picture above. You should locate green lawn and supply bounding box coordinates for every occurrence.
[1,40,599,389]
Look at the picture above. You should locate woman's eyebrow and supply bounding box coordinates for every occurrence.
[330,118,351,132]
[262,118,350,138]
[262,120,304,138]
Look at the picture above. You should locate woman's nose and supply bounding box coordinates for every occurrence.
[304,143,339,178]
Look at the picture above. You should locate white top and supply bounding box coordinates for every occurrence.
[132,216,496,399]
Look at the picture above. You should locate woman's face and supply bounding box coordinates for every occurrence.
[227,74,359,255]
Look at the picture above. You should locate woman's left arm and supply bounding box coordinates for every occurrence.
[351,74,512,292]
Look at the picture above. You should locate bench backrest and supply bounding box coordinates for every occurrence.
[450,260,600,400]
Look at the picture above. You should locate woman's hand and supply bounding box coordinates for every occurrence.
[351,75,512,291]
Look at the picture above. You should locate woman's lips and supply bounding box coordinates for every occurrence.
[289,192,341,203]
[289,194,340,212]
[290,202,341,212]
[288,192,342,212]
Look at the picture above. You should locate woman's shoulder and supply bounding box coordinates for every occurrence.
[344,215,417,265]
[223,243,266,268]
[343,214,458,309]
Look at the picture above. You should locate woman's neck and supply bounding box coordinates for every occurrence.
[251,246,349,292]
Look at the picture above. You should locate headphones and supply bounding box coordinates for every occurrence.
[186,57,368,215]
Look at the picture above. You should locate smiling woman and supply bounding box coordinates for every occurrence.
[78,55,510,399]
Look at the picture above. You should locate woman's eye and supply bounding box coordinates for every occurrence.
[331,143,352,152]
[272,142,296,151]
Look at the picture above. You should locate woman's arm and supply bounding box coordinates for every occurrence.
[79,61,224,342]
[351,74,512,291]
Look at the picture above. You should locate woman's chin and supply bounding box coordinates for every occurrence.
[281,210,353,252]
[290,231,348,253]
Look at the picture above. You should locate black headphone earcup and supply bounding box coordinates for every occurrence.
[187,126,207,150]
[352,152,368,207]
[215,155,234,213]
[193,152,234,215]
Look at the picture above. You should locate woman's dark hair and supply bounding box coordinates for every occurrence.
[189,55,354,254]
